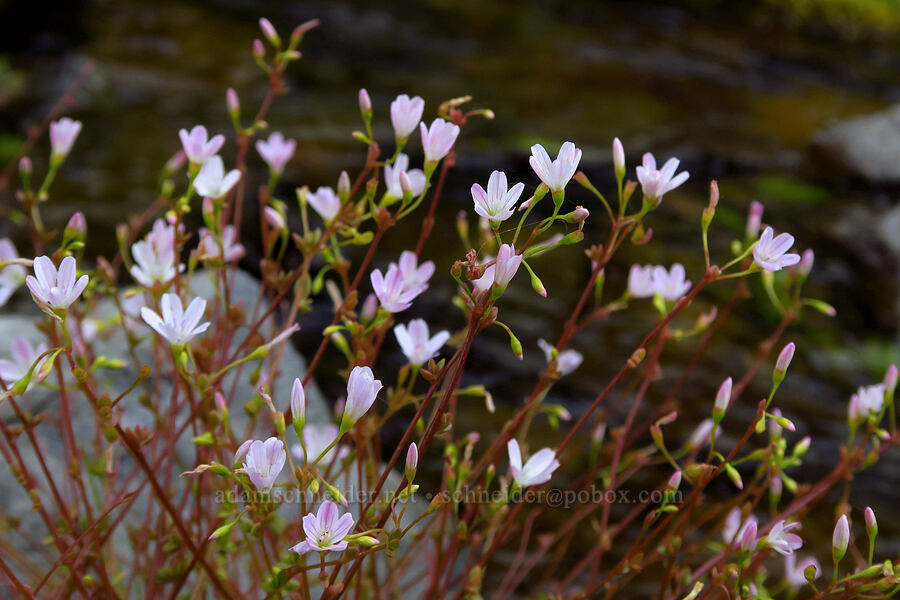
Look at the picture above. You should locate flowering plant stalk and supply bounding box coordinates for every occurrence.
[0,16,898,600]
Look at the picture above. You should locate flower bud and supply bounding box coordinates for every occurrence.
[338,170,351,200]
[746,200,763,239]
[832,514,850,564]
[740,521,758,552]
[226,88,240,118]
[612,137,625,179]
[19,156,32,176]
[264,206,286,232]
[567,206,590,223]
[798,249,814,277]
[774,342,795,385]
[215,392,227,414]
[65,212,87,238]
[405,442,418,482]
[713,377,732,423]
[865,506,877,539]
[233,439,253,465]
[259,18,280,47]
[291,378,306,435]
[884,365,898,395]
[399,170,413,201]
[708,180,719,209]
[666,471,681,492]
[792,435,811,457]
[358,88,372,117]
[252,39,265,60]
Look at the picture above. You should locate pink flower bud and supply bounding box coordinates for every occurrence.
[264,206,286,231]
[571,206,589,222]
[291,378,305,429]
[405,442,418,481]
[832,514,849,562]
[709,180,719,208]
[358,88,372,115]
[714,377,732,418]
[740,521,758,553]
[234,439,253,464]
[666,471,682,492]
[65,212,86,236]
[49,117,82,159]
[19,156,32,175]
[746,200,764,239]
[399,170,413,197]
[612,137,625,178]
[258,18,280,46]
[798,249,814,277]
[338,170,350,197]
[253,39,265,59]
[884,365,898,394]
[865,507,877,538]
[214,392,226,412]
[775,342,795,379]
[226,88,240,115]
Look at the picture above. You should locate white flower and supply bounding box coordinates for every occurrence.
[289,501,355,555]
[397,251,434,291]
[635,153,689,201]
[140,293,210,346]
[200,226,245,262]
[239,437,286,491]
[752,226,801,272]
[529,142,582,193]
[130,219,183,288]
[192,155,241,199]
[385,154,426,198]
[0,239,26,306]
[765,520,803,556]
[652,263,691,301]
[340,366,383,429]
[178,125,225,164]
[419,118,460,163]
[291,424,349,465]
[25,256,89,314]
[0,336,48,389]
[49,117,82,159]
[627,264,655,298]
[371,264,420,313]
[256,131,296,174]
[390,94,425,139]
[507,439,559,487]
[307,186,341,222]
[394,319,450,365]
[537,339,583,375]
[786,554,820,588]
[849,384,885,422]
[471,170,525,223]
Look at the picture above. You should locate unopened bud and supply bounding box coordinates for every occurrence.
[746,200,764,239]
[832,514,849,564]
[713,377,731,423]
[252,39,265,60]
[259,18,281,47]
[884,365,897,395]
[338,170,351,199]
[291,378,306,434]
[358,88,372,116]
[405,442,418,482]
[798,249,814,277]
[865,506,877,539]
[264,206,286,232]
[666,471,682,492]
[226,88,240,117]
[612,137,625,179]
[740,522,757,552]
[774,342,795,384]
[19,156,32,176]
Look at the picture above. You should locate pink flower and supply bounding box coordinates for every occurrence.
[371,264,421,313]
[130,219,182,288]
[753,227,801,272]
[0,337,48,388]
[636,153,689,202]
[537,339,583,375]
[49,117,82,159]
[471,170,525,223]
[200,226,245,262]
[394,319,450,365]
[529,142,582,193]
[397,251,434,291]
[26,256,89,314]
[0,239,25,306]
[140,293,210,346]
[239,437,286,491]
[627,264,655,298]
[256,131,296,174]
[765,520,803,556]
[385,154,426,198]
[264,206,286,231]
[746,201,764,239]
[785,554,820,588]
[193,156,241,199]
[652,263,691,301]
[178,125,225,164]
[507,439,559,487]
[289,501,355,555]
[307,186,341,222]
[340,366,383,429]
[419,118,460,163]
[391,94,425,139]
[849,384,885,423]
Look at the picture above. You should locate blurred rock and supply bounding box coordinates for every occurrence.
[812,104,900,184]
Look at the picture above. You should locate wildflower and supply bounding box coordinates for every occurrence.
[529,141,582,193]
[178,125,225,165]
[0,337,48,389]
[371,264,421,313]
[130,219,182,288]
[200,226,245,262]
[785,554,820,588]
[49,117,82,159]
[752,227,801,272]
[765,520,803,556]
[140,293,210,346]
[193,156,241,199]
[652,263,691,301]
[26,256,89,315]
[627,264,655,298]
[289,501,355,555]
[612,137,625,179]
[635,153,689,203]
[0,239,25,306]
[340,366,383,430]
[507,439,559,488]
[537,339,583,375]
[471,170,525,223]
[832,514,849,563]
[849,384,885,423]
[391,94,425,139]
[292,424,349,464]
[385,154,426,198]
[307,186,342,223]
[746,201,764,239]
[723,508,749,542]
[420,118,460,163]
[256,131,296,174]
[492,244,523,290]
[239,437,285,491]
[397,251,434,291]
[394,319,450,366]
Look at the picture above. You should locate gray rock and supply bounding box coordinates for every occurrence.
[812,104,900,184]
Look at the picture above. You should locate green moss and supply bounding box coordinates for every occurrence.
[753,174,831,205]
